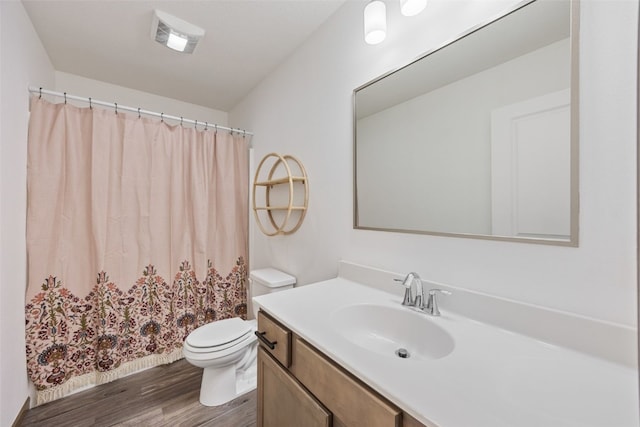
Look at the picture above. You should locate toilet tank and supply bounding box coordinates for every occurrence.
[249,268,296,319]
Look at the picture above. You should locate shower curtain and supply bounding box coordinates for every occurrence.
[24,98,249,405]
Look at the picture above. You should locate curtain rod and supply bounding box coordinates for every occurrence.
[28,86,254,137]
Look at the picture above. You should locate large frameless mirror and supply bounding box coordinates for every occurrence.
[354,0,579,246]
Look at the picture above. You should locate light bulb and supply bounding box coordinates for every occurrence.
[167,32,189,52]
[400,0,427,16]
[364,0,387,45]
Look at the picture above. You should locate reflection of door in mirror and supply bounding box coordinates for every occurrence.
[491,89,571,240]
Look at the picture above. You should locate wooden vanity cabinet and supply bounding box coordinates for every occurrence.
[256,310,291,367]
[257,347,332,427]
[256,310,427,427]
[291,337,401,427]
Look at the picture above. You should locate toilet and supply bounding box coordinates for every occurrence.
[183,268,296,406]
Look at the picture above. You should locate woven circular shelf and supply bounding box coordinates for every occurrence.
[252,153,308,236]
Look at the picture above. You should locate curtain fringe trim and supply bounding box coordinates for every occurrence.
[34,348,185,406]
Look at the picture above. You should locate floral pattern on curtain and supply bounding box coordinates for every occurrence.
[25,98,249,404]
[25,259,247,391]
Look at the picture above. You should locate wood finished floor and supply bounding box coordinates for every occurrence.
[19,360,257,427]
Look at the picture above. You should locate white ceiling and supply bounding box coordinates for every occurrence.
[22,0,346,112]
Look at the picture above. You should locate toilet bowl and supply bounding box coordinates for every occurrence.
[183,268,295,406]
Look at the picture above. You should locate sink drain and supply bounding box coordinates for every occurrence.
[395,348,410,359]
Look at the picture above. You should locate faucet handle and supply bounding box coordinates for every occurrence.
[426,289,451,316]
[394,275,415,306]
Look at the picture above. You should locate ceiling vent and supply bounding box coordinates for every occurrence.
[151,10,204,54]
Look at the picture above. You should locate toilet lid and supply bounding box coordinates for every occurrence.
[186,318,252,349]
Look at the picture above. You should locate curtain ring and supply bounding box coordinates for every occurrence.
[89,97,92,109]
[39,87,42,99]
[114,103,118,115]
[243,130,246,138]
[64,92,67,104]
[180,117,183,127]
[205,122,208,131]
[194,119,198,129]
[138,107,141,119]
[214,124,218,135]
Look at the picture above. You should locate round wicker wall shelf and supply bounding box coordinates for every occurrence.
[252,153,308,236]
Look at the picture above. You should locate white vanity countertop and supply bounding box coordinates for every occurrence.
[253,277,639,427]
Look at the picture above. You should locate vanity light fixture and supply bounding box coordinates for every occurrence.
[364,0,387,45]
[151,10,204,54]
[400,0,427,16]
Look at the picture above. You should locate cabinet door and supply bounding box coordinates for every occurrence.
[292,338,402,427]
[257,310,291,367]
[257,347,332,427]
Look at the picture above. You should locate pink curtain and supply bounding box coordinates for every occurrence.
[24,98,249,404]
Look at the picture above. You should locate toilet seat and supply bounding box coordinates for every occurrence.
[184,318,256,355]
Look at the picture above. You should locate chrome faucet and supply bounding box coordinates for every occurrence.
[425,289,452,316]
[395,273,452,316]
[394,272,425,310]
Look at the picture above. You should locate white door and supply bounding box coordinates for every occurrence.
[491,89,571,239]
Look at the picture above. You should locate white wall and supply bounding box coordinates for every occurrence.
[55,72,228,128]
[231,0,638,327]
[0,1,55,425]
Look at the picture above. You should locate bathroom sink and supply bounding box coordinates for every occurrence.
[330,303,455,360]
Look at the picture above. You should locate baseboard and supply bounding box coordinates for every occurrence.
[11,397,30,427]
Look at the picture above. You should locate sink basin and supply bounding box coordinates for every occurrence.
[330,303,455,360]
